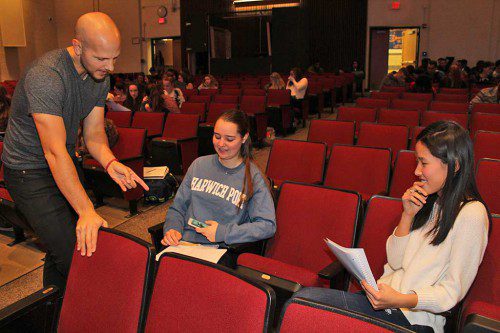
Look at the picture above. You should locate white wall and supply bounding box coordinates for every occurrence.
[366,0,500,86]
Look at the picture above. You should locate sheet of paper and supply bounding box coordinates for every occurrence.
[106,100,131,112]
[156,242,227,264]
[324,238,378,291]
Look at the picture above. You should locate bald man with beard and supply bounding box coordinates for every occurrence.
[2,12,148,291]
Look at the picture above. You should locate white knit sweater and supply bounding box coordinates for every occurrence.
[378,201,489,333]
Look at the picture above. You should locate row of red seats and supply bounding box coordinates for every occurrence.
[373,91,469,103]
[266,139,500,214]
[380,84,495,97]
[358,97,500,115]
[341,105,500,137]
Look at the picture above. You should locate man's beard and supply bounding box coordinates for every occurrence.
[80,56,107,82]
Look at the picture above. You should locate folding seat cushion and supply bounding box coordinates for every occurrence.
[389,150,418,198]
[355,98,389,109]
[307,120,354,155]
[278,295,412,333]
[357,122,409,163]
[266,139,327,188]
[240,95,268,143]
[390,99,429,111]
[473,131,500,165]
[181,88,197,100]
[220,88,242,96]
[213,94,239,104]
[237,182,361,288]
[240,95,266,114]
[131,112,164,138]
[370,91,400,100]
[401,92,433,103]
[146,253,275,333]
[421,111,468,129]
[105,111,132,127]
[434,94,468,103]
[188,94,211,104]
[56,229,155,333]
[460,215,500,332]
[337,107,377,135]
[472,103,500,115]
[348,196,403,292]
[470,113,500,137]
[180,102,206,122]
[324,145,391,201]
[429,101,468,114]
[377,109,420,127]
[476,158,500,214]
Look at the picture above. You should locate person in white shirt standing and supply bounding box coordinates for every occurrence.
[293,121,491,333]
[286,67,308,127]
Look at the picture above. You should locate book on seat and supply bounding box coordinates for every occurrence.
[143,166,169,179]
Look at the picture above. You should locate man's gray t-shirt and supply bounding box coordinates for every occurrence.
[2,48,109,170]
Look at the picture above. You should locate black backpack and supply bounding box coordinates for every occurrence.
[144,173,179,204]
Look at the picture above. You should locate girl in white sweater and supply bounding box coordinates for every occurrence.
[294,121,491,333]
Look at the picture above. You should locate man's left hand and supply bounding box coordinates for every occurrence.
[195,220,218,242]
[107,160,149,192]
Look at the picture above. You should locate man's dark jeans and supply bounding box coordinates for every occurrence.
[4,167,77,291]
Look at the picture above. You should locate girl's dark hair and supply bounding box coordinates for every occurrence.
[411,121,491,245]
[218,109,254,208]
[148,83,167,113]
[291,67,304,81]
[114,82,125,92]
[123,83,142,112]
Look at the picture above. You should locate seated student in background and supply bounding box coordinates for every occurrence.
[122,83,142,113]
[163,76,185,109]
[161,109,276,267]
[293,121,491,333]
[379,68,406,90]
[176,70,194,90]
[265,72,286,90]
[0,85,10,133]
[112,82,127,104]
[469,82,499,111]
[286,67,308,126]
[198,74,219,90]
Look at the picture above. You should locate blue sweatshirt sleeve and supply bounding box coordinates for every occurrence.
[215,170,276,244]
[163,163,194,235]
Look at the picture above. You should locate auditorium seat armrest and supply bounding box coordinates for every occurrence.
[223,239,267,256]
[318,261,343,280]
[463,314,500,333]
[148,222,165,253]
[0,286,60,331]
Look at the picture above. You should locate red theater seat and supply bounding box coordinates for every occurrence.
[243,88,266,96]
[421,111,468,129]
[472,103,500,115]
[470,113,500,137]
[105,111,132,127]
[377,109,420,127]
[355,98,389,109]
[131,112,165,138]
[213,94,239,104]
[180,102,206,122]
[389,150,418,198]
[278,296,412,333]
[434,94,468,103]
[266,139,326,189]
[188,94,211,104]
[473,131,500,165]
[476,158,500,214]
[337,106,377,135]
[401,92,433,103]
[324,145,391,201]
[198,89,218,96]
[237,182,361,290]
[205,103,237,124]
[370,91,400,100]
[307,120,354,155]
[146,253,275,333]
[357,122,409,163]
[429,101,468,114]
[390,99,429,111]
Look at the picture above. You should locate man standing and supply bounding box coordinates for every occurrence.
[1,12,148,291]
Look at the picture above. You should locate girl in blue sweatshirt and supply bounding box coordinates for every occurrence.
[161,110,276,256]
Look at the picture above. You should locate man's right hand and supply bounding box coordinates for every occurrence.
[161,229,182,246]
[76,210,108,257]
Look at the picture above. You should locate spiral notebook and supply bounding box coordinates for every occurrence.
[324,238,378,291]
